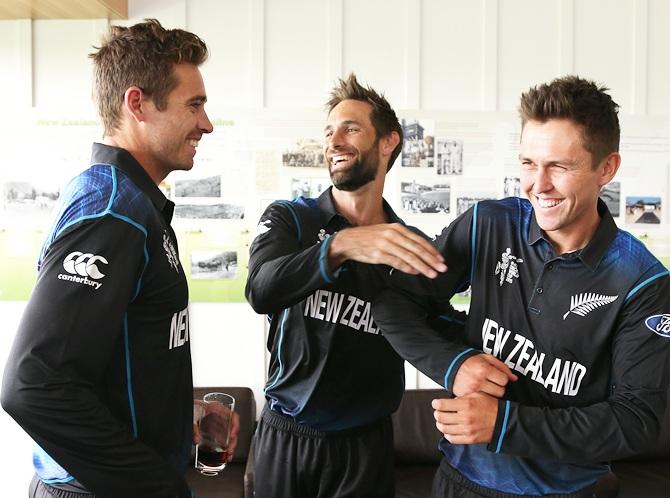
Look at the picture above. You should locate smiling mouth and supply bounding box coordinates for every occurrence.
[535,196,563,208]
[330,153,356,167]
[187,139,199,148]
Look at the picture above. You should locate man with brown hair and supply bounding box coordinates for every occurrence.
[1,19,220,497]
[246,73,453,497]
[374,75,670,497]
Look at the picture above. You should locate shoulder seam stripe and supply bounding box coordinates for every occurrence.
[55,166,148,239]
[625,270,669,301]
[469,202,479,284]
[277,200,302,243]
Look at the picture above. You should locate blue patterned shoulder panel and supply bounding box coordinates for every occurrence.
[39,164,152,269]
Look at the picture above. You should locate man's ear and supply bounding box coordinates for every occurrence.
[123,86,147,123]
[598,152,621,187]
[380,131,400,157]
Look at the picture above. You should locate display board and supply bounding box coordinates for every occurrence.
[1,112,669,302]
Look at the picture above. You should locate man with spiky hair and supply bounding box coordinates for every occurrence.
[0,19,233,497]
[246,73,455,497]
[374,75,670,497]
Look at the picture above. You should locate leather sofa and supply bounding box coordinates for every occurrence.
[187,386,668,497]
[393,388,670,498]
[609,383,670,498]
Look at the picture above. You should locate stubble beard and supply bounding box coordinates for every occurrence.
[330,143,379,192]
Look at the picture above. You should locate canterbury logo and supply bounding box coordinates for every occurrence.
[63,251,108,279]
[562,293,618,320]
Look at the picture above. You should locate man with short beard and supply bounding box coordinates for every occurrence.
[0,20,239,498]
[245,73,455,497]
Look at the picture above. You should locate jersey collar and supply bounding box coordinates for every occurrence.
[316,186,403,227]
[528,198,618,271]
[90,142,174,222]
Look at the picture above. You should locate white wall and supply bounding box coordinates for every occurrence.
[1,0,670,486]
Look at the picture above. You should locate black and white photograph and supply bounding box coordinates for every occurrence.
[190,250,238,279]
[456,194,495,216]
[2,181,60,216]
[291,177,329,199]
[401,119,434,168]
[625,196,662,224]
[175,203,245,219]
[599,182,620,217]
[400,181,450,214]
[174,175,221,198]
[436,138,463,175]
[503,176,521,197]
[282,139,325,168]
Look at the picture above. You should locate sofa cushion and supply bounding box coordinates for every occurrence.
[393,389,444,465]
[611,459,670,498]
[185,462,245,498]
[395,464,436,498]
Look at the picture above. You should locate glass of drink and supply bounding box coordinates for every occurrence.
[194,392,236,476]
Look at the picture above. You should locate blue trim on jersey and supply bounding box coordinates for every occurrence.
[444,347,475,390]
[55,167,148,242]
[470,202,479,284]
[265,309,290,393]
[495,400,511,453]
[42,476,75,485]
[439,314,465,326]
[108,165,118,210]
[123,315,139,437]
[625,270,669,301]
[33,443,74,483]
[108,211,149,301]
[277,200,302,244]
[53,164,116,239]
[108,211,148,237]
[318,236,335,284]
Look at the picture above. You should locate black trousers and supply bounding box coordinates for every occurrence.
[29,476,95,498]
[432,459,596,498]
[253,407,395,498]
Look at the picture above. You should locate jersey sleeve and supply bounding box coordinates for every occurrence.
[489,269,670,463]
[245,201,338,314]
[1,216,192,498]
[373,208,479,394]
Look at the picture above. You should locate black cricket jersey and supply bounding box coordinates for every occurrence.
[374,197,670,495]
[1,143,194,497]
[245,189,409,431]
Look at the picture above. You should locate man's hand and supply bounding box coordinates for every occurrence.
[193,401,241,462]
[432,392,499,444]
[328,223,447,278]
[452,353,517,398]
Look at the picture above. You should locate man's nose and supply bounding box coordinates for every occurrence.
[533,166,553,192]
[200,110,214,134]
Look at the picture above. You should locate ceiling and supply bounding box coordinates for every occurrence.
[0,0,127,19]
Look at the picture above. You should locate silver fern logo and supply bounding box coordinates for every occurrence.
[562,293,619,320]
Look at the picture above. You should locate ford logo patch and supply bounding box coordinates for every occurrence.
[646,314,670,338]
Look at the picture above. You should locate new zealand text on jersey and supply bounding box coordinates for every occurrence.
[481,317,587,396]
[303,289,380,334]
[169,306,189,350]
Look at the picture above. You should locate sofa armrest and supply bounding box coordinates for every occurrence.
[393,389,444,465]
